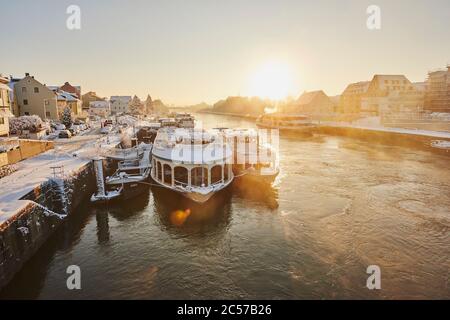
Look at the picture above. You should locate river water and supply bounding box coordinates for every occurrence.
[1,113,449,299]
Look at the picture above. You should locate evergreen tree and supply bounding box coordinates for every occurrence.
[61,106,73,128]
[145,94,153,114]
[129,95,143,115]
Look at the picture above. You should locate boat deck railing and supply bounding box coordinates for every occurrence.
[170,178,230,192]
[118,159,140,169]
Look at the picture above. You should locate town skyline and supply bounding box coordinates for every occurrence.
[1,0,449,105]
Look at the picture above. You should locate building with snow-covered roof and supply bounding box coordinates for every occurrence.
[339,81,370,114]
[59,82,81,99]
[82,91,104,110]
[13,73,59,120]
[282,90,335,115]
[51,88,82,117]
[425,65,450,113]
[0,74,11,110]
[89,100,111,118]
[361,74,423,116]
[7,77,21,117]
[0,74,13,136]
[110,96,132,114]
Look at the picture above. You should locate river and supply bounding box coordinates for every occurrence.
[1,113,449,299]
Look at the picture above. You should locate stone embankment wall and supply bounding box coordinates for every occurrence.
[0,162,95,290]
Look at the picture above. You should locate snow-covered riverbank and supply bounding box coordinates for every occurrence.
[0,133,121,225]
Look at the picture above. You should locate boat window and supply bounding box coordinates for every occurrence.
[157,162,162,181]
[211,165,222,184]
[191,167,208,187]
[174,166,188,186]
[163,164,172,185]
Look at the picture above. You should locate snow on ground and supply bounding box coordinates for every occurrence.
[0,128,127,227]
[0,115,146,228]
[0,200,34,226]
[0,149,88,204]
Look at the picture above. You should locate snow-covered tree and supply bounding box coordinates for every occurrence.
[145,94,153,114]
[9,115,44,134]
[128,95,144,115]
[61,106,73,128]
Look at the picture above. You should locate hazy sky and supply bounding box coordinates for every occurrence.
[1,0,449,105]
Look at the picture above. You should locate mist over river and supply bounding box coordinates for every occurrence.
[1,113,449,299]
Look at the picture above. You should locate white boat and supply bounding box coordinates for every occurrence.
[103,142,149,161]
[256,113,315,135]
[220,128,279,183]
[175,113,195,128]
[158,117,178,128]
[106,143,152,199]
[158,113,195,129]
[151,128,234,203]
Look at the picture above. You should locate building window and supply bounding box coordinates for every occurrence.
[24,112,30,115]
[0,117,4,125]
[22,87,27,93]
[34,87,39,93]
[23,99,28,105]
[46,111,51,118]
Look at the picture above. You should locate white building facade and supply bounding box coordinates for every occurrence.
[88,100,111,118]
[110,96,131,114]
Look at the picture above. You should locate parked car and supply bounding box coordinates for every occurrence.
[58,130,72,139]
[55,123,66,130]
[100,126,111,134]
[71,124,83,134]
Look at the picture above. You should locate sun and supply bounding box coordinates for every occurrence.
[248,61,294,100]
